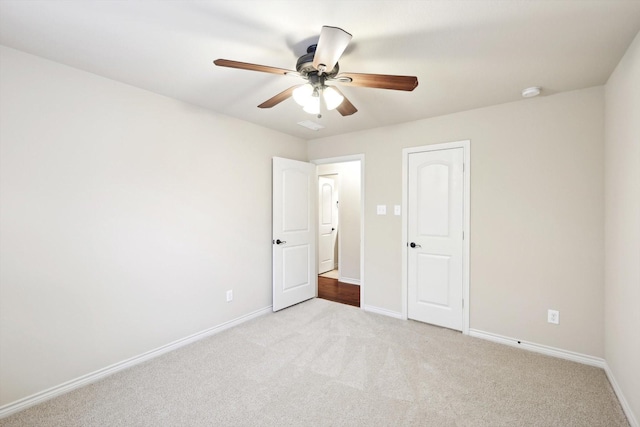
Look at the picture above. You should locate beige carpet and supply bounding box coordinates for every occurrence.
[319,269,339,279]
[0,299,629,426]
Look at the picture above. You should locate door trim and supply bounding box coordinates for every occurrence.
[312,154,365,309]
[401,141,470,334]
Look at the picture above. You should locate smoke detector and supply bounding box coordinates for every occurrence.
[522,87,542,98]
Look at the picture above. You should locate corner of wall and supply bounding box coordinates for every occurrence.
[603,29,640,427]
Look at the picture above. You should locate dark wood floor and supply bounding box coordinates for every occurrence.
[318,275,360,307]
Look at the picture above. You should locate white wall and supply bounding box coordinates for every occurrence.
[0,46,306,406]
[317,161,361,283]
[604,31,640,424]
[308,87,605,358]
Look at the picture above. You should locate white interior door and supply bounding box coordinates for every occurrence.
[407,148,464,330]
[318,176,338,274]
[272,157,316,312]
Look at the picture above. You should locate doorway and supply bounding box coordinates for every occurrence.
[313,156,364,308]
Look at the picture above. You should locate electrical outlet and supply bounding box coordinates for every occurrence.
[226,290,233,302]
[547,309,559,324]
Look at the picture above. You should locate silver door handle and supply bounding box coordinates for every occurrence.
[409,242,421,248]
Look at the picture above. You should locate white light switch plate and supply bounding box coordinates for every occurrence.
[394,205,401,215]
[376,205,386,215]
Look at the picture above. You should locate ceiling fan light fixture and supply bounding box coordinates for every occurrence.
[292,84,314,106]
[295,85,343,114]
[323,86,344,110]
[303,96,320,115]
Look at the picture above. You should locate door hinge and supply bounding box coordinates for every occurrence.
[462,231,465,240]
[463,163,465,172]
[462,299,464,308]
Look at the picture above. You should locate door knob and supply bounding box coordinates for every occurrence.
[331,228,335,231]
[274,239,286,245]
[409,242,421,248]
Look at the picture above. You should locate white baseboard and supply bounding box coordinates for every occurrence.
[468,329,605,368]
[363,304,403,319]
[604,362,639,427]
[0,305,273,419]
[338,276,360,285]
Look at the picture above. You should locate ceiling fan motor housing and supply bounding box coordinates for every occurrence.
[296,45,339,77]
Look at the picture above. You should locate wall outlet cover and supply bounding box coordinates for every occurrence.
[376,205,387,215]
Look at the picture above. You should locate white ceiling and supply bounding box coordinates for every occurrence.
[1,1,640,140]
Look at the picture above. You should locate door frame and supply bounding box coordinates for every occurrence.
[401,141,470,334]
[311,154,365,308]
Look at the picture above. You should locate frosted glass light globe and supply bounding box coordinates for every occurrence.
[323,86,344,110]
[292,84,313,106]
[303,96,320,114]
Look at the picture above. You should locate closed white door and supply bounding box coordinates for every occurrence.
[318,176,338,274]
[407,148,464,330]
[272,157,316,312]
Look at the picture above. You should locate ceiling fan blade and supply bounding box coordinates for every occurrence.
[214,59,295,76]
[258,85,302,108]
[337,72,419,91]
[333,88,357,116]
[312,26,352,73]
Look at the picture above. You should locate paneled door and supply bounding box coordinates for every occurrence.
[318,176,338,274]
[407,148,464,330]
[272,157,316,312]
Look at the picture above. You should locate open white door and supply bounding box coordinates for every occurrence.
[318,176,338,274]
[407,148,464,330]
[273,157,316,312]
